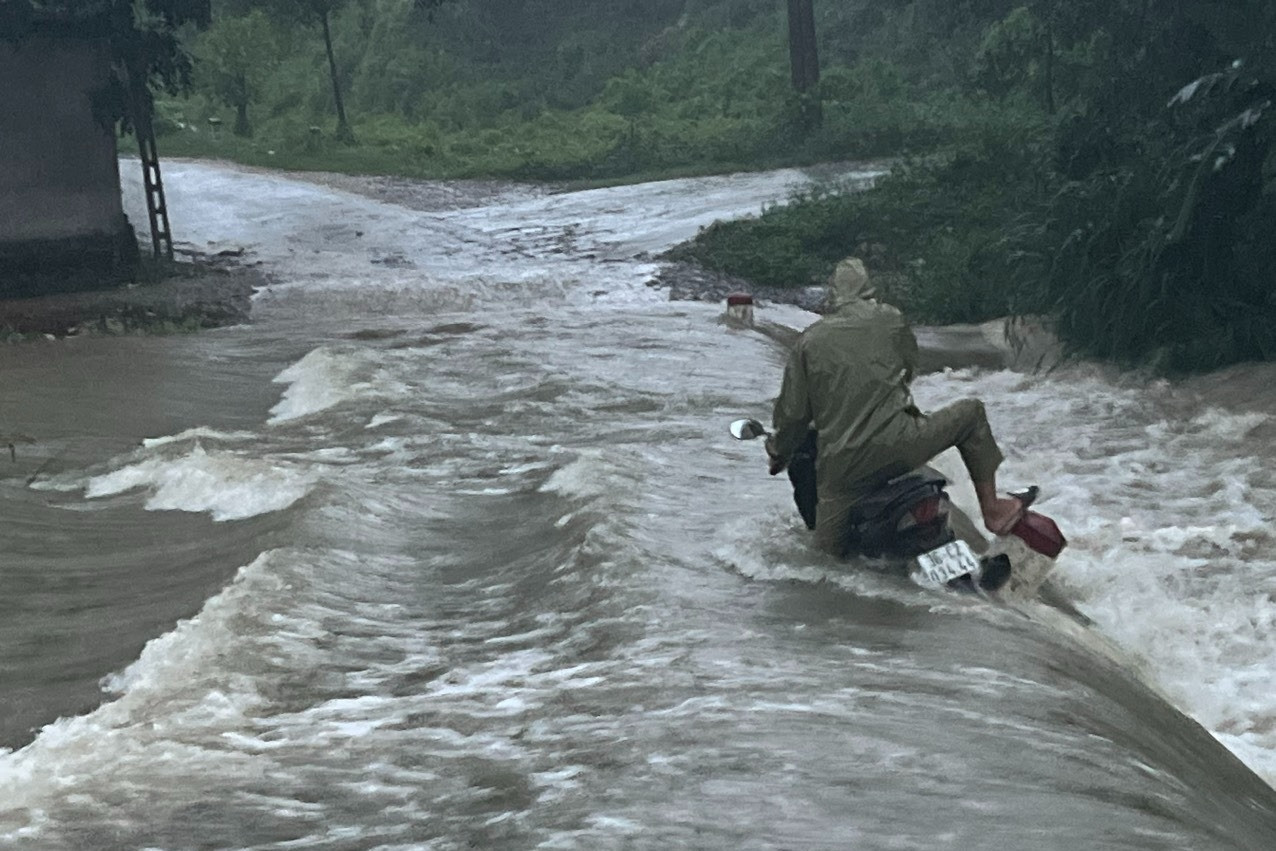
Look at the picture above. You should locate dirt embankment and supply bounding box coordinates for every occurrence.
[0,249,261,339]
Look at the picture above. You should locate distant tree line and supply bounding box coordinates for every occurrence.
[195,0,698,141]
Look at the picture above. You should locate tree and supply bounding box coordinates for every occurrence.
[786,0,821,127]
[194,10,277,136]
[254,0,358,143]
[1012,0,1276,368]
[241,0,449,144]
[970,7,1046,104]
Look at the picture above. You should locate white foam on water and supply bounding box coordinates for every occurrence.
[906,363,1276,784]
[0,552,284,837]
[125,161,879,317]
[366,412,403,429]
[141,426,258,449]
[0,546,556,841]
[269,346,372,424]
[712,305,1276,783]
[82,445,318,521]
[539,451,622,501]
[1062,521,1276,782]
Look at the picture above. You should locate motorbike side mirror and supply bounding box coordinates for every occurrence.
[729,418,768,441]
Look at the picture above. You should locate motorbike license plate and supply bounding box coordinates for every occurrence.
[913,540,980,586]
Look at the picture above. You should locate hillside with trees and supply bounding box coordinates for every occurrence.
[160,0,1274,371]
[161,1,1035,178]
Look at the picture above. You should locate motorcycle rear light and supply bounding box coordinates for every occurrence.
[910,496,941,524]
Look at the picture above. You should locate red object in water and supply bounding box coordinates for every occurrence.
[726,293,754,306]
[1011,511,1067,558]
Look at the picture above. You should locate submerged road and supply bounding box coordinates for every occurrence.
[1,162,1275,848]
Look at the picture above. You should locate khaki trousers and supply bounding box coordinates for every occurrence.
[813,399,1004,555]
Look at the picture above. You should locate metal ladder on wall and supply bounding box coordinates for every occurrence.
[136,125,173,261]
[126,68,173,261]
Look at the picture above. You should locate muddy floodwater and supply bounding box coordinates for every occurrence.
[2,163,1275,849]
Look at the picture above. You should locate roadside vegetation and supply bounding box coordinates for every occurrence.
[164,1,1017,181]
[160,0,1275,371]
[674,2,1276,372]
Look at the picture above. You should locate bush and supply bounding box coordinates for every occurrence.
[668,121,1055,324]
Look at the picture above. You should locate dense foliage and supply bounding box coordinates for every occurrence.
[159,1,1036,179]
[677,0,1276,371]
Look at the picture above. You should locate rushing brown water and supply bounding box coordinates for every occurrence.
[1,163,1274,849]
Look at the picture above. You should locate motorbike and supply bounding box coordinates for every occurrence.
[728,418,1066,595]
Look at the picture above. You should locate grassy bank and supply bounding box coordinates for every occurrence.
[156,78,1025,186]
[671,92,1276,374]
[666,117,1054,326]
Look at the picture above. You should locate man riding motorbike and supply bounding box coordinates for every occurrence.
[764,257,1029,556]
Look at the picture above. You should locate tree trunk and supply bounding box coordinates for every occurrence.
[786,0,821,128]
[786,0,820,93]
[321,9,355,144]
[234,99,251,137]
[1042,23,1056,115]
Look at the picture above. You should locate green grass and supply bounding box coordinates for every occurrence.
[667,114,1056,325]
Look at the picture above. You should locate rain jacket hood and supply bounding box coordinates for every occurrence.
[826,258,876,311]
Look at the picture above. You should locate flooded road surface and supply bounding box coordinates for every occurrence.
[2,163,1275,849]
